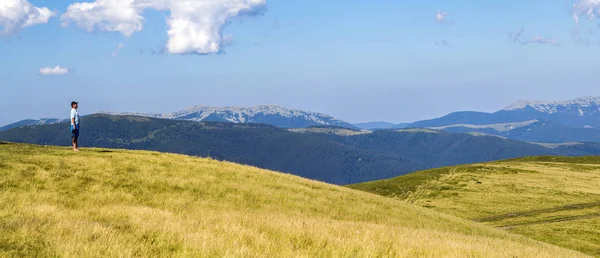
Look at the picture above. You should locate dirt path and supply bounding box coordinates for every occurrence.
[474,201,600,223]
[496,213,600,230]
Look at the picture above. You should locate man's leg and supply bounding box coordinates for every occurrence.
[72,125,80,151]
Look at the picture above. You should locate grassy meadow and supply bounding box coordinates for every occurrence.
[349,157,600,256]
[0,142,589,257]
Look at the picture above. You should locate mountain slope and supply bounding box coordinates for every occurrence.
[349,157,600,256]
[2,114,600,184]
[0,142,588,257]
[101,105,357,129]
[410,96,600,129]
[0,118,65,132]
[353,121,402,129]
[438,120,600,143]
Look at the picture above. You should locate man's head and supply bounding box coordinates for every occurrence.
[71,101,78,109]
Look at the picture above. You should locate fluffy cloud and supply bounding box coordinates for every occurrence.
[573,0,600,24]
[61,0,146,37]
[39,66,69,75]
[61,0,267,54]
[0,0,55,35]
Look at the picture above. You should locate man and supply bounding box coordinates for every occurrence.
[70,101,80,151]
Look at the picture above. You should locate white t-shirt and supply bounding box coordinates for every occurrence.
[70,108,80,125]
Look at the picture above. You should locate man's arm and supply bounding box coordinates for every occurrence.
[71,110,76,130]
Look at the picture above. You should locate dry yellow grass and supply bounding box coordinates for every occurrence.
[350,158,600,256]
[0,143,589,257]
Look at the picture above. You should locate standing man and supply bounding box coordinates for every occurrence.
[70,101,80,151]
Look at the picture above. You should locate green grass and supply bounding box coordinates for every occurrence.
[349,158,600,256]
[0,142,588,257]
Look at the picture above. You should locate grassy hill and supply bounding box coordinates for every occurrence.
[349,156,600,256]
[0,142,588,257]
[3,114,600,185]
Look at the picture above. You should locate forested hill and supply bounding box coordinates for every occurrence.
[2,114,600,184]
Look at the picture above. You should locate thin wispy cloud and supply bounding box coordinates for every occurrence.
[573,0,600,24]
[570,1,600,46]
[508,27,524,43]
[569,27,595,46]
[271,18,280,29]
[508,27,559,46]
[39,66,69,76]
[524,36,560,46]
[434,39,450,47]
[0,0,55,35]
[434,10,453,47]
[60,0,267,55]
[112,42,126,57]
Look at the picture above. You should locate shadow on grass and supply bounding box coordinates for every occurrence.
[96,150,114,153]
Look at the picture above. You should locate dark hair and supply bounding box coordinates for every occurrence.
[71,101,78,107]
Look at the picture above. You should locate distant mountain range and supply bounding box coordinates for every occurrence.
[0,118,66,132]
[98,105,357,129]
[411,96,600,128]
[0,105,357,131]
[2,114,600,184]
[353,96,600,142]
[3,96,600,143]
[400,96,600,143]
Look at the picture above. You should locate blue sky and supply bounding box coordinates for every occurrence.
[2,0,600,126]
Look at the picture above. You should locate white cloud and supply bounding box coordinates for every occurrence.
[573,0,600,24]
[435,10,447,23]
[525,36,560,46]
[435,10,455,25]
[61,0,266,54]
[0,0,55,35]
[60,0,144,37]
[39,66,69,75]
[117,42,125,49]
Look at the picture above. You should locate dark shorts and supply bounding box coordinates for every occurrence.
[70,124,80,140]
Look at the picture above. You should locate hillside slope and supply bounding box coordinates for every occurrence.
[0,142,588,257]
[349,157,600,256]
[437,120,600,143]
[0,118,65,132]
[0,115,423,184]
